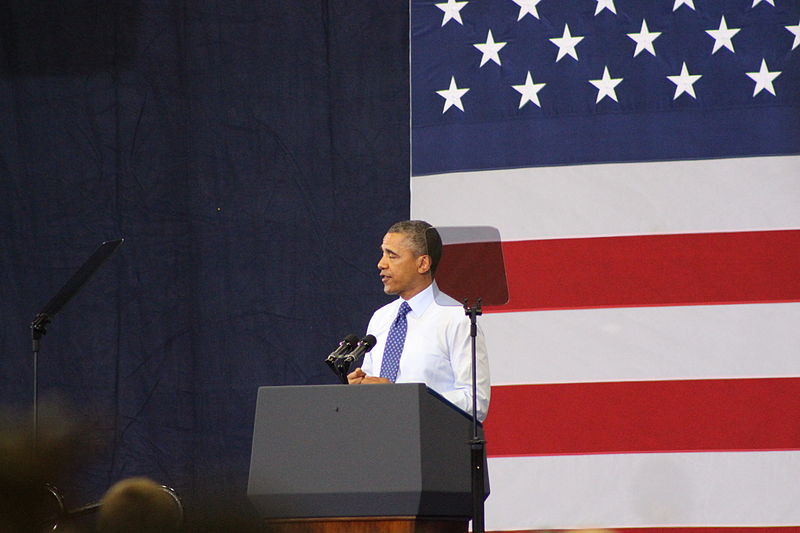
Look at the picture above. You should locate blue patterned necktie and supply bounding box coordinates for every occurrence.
[379,301,412,382]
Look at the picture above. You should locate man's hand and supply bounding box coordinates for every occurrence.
[347,368,390,384]
[362,376,390,384]
[347,368,366,384]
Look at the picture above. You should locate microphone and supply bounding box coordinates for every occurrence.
[325,334,360,363]
[340,334,377,364]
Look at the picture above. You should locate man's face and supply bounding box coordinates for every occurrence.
[377,232,431,300]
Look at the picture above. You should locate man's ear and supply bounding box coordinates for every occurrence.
[416,254,432,275]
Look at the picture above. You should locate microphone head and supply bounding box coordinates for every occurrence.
[328,333,362,360]
[340,334,378,363]
[342,334,360,347]
[359,334,377,352]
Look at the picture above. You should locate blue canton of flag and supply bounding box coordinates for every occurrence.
[411,0,800,176]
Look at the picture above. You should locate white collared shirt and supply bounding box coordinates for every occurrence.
[362,282,490,421]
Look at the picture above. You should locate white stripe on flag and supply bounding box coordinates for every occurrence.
[485,451,800,531]
[483,302,800,386]
[411,155,800,241]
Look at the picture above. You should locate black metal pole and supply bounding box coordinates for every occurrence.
[31,313,50,447]
[464,298,485,533]
[33,344,38,445]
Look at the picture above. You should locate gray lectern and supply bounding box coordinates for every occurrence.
[247,383,485,533]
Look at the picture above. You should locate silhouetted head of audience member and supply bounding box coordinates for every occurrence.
[97,477,182,533]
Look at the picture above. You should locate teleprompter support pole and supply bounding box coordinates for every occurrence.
[463,298,484,533]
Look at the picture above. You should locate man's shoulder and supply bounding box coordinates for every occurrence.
[425,298,469,324]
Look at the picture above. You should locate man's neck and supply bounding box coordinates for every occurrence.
[399,278,433,301]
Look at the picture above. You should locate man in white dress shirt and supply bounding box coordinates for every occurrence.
[347,220,490,421]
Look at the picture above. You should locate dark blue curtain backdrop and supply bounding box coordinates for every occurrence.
[0,0,409,514]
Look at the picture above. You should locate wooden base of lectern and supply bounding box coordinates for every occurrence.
[264,516,468,533]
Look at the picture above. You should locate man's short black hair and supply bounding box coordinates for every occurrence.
[386,220,442,276]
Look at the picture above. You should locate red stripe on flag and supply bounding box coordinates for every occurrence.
[484,378,800,457]
[481,230,800,312]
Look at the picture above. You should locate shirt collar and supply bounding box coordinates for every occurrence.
[402,281,435,317]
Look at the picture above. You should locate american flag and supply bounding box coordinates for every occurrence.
[410,0,800,531]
